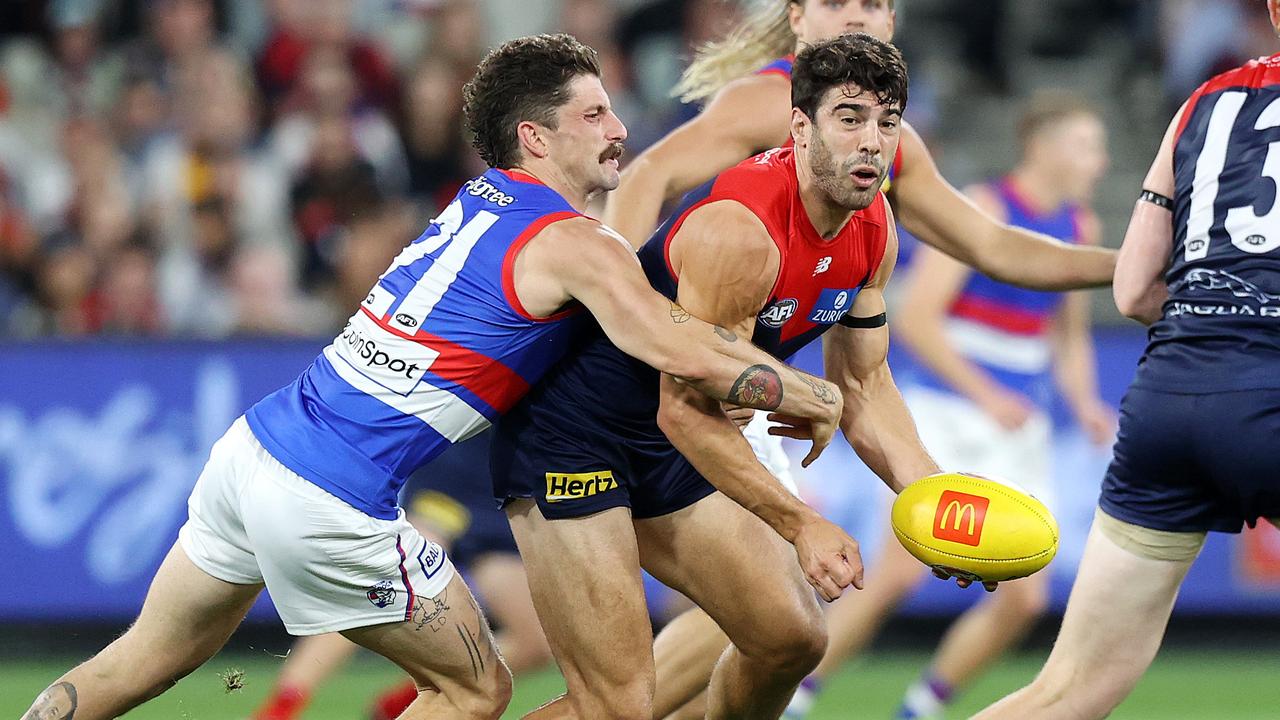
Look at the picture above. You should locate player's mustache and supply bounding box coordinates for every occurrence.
[847,154,885,176]
[600,143,626,162]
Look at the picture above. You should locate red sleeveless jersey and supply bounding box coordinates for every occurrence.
[641,146,890,359]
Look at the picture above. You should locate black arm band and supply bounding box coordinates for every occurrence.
[1139,189,1173,211]
[838,312,887,329]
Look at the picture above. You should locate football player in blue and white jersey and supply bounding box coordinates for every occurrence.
[20,34,845,720]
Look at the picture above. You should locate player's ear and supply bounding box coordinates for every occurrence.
[517,120,551,161]
[791,107,811,149]
[1270,0,1280,33]
[787,0,805,38]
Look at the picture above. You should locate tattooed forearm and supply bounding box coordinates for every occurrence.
[792,367,839,405]
[728,364,783,410]
[669,301,692,324]
[713,325,738,342]
[23,681,77,720]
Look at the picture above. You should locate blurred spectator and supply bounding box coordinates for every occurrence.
[142,49,293,336]
[289,113,383,291]
[122,0,222,94]
[97,236,163,334]
[399,55,475,213]
[256,0,400,121]
[268,47,407,194]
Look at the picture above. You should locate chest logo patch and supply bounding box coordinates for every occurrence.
[813,256,833,276]
[759,298,799,327]
[809,288,860,325]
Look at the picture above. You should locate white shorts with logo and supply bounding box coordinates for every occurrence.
[744,412,800,496]
[902,385,1055,510]
[178,417,455,636]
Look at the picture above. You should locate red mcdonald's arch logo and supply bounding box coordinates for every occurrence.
[933,490,990,547]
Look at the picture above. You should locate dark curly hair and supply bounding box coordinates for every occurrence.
[792,33,908,122]
[463,34,602,169]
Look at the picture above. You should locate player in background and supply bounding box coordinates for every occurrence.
[975,3,1280,717]
[20,34,845,720]
[249,431,551,720]
[783,91,1117,720]
[492,34,958,720]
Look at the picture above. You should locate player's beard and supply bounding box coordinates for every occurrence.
[809,129,882,211]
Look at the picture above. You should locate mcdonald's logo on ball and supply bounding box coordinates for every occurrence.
[891,473,1059,583]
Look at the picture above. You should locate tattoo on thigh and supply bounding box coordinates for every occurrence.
[410,588,450,633]
[456,623,485,680]
[729,364,783,410]
[23,681,77,720]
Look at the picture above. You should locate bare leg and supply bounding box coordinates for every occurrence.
[21,544,262,720]
[343,571,512,720]
[507,500,655,720]
[651,608,729,718]
[929,573,1049,688]
[470,552,554,675]
[813,533,924,680]
[974,522,1196,720]
[636,492,826,720]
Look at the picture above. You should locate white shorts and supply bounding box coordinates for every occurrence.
[743,412,800,496]
[902,385,1055,509]
[178,417,455,636]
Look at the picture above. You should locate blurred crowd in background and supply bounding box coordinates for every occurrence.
[0,0,1272,339]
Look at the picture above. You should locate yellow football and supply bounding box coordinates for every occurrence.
[891,472,1059,583]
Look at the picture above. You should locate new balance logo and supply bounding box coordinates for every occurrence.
[813,257,832,276]
[546,471,619,502]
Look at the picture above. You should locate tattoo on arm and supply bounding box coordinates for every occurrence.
[669,302,692,324]
[713,325,738,342]
[23,681,77,720]
[729,364,783,410]
[792,367,838,405]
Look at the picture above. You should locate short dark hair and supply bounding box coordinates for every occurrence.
[463,34,602,169]
[792,33,908,122]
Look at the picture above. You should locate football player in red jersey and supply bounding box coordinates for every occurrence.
[977,3,1280,718]
[497,33,947,720]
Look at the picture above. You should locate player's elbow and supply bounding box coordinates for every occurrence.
[1114,282,1161,324]
[656,391,699,440]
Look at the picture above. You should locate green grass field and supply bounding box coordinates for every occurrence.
[4,648,1276,719]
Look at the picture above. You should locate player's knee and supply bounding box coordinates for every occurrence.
[737,598,827,671]
[452,662,513,719]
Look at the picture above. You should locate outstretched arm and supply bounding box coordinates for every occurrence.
[1115,106,1181,324]
[819,215,939,494]
[892,122,1116,290]
[602,75,791,247]
[515,217,842,427]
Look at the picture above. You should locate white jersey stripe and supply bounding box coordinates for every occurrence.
[323,344,489,443]
[946,318,1052,374]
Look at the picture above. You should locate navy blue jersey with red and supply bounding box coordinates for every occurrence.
[491,147,889,519]
[1101,55,1280,533]
[1135,53,1280,393]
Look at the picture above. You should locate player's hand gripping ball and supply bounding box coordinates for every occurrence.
[891,472,1058,584]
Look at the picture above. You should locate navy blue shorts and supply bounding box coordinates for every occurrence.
[1100,387,1280,533]
[490,398,716,521]
[402,429,517,566]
